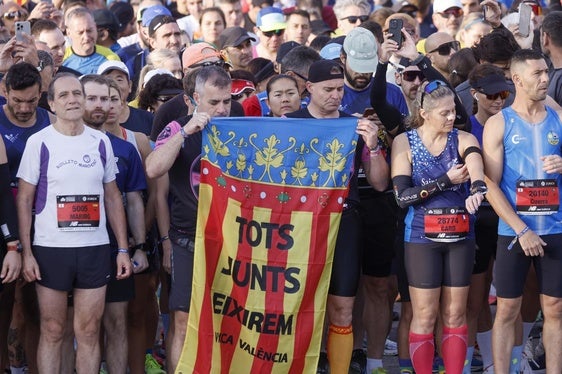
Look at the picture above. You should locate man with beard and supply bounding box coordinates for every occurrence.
[286,59,388,374]
[0,62,54,374]
[80,74,147,374]
[339,27,405,374]
[218,27,256,71]
[483,49,562,374]
[340,27,408,118]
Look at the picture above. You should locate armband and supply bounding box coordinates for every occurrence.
[470,180,488,195]
[159,235,170,244]
[463,146,482,160]
[392,174,451,208]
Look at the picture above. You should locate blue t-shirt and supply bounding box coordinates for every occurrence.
[106,132,147,248]
[0,106,50,185]
[63,45,121,75]
[340,80,408,117]
[469,115,484,146]
[121,106,154,136]
[498,106,562,236]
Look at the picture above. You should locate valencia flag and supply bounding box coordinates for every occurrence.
[176,117,359,373]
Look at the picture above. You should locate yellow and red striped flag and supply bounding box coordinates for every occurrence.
[177,117,359,373]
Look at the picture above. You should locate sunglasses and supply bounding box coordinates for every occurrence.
[402,70,425,82]
[438,7,464,18]
[524,1,542,15]
[427,40,460,56]
[341,15,369,24]
[156,95,175,103]
[420,80,448,107]
[3,10,26,20]
[262,29,284,37]
[478,90,510,100]
[190,60,226,68]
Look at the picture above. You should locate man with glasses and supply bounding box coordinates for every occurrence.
[218,26,256,71]
[431,0,464,37]
[425,32,460,80]
[254,6,286,61]
[31,20,81,76]
[333,0,370,35]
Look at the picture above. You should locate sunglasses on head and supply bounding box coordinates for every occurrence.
[341,15,369,24]
[262,29,284,37]
[4,10,26,20]
[402,70,425,82]
[427,40,460,56]
[438,7,464,18]
[190,60,226,68]
[420,80,448,107]
[478,90,510,100]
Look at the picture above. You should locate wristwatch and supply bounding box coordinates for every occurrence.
[7,242,23,253]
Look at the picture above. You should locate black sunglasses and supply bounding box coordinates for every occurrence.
[478,90,510,101]
[427,40,460,56]
[341,15,369,24]
[262,29,284,37]
[4,10,26,20]
[190,60,226,68]
[156,95,175,103]
[402,70,424,82]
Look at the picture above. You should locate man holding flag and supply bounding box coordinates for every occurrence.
[145,65,231,373]
[286,59,389,372]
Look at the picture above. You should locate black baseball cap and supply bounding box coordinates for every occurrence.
[218,27,256,49]
[308,60,344,83]
[148,15,177,37]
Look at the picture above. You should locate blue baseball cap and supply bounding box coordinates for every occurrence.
[141,5,172,27]
[320,43,342,60]
[256,7,286,32]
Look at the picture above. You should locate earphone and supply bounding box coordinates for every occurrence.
[473,93,479,101]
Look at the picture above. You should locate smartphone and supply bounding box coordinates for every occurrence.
[15,21,30,42]
[519,3,532,38]
[388,19,403,49]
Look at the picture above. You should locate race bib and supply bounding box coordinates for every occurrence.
[515,179,559,215]
[57,195,100,231]
[424,207,469,242]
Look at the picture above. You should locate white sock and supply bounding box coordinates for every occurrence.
[366,358,383,372]
[10,367,26,374]
[477,329,494,369]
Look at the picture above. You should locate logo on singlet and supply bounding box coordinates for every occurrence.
[83,155,91,163]
[511,134,527,144]
[547,131,559,146]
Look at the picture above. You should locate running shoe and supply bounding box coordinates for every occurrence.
[471,356,483,372]
[317,352,329,374]
[371,368,388,374]
[349,349,366,374]
[145,353,166,374]
[383,338,398,356]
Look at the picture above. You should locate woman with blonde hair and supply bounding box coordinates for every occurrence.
[456,12,491,48]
